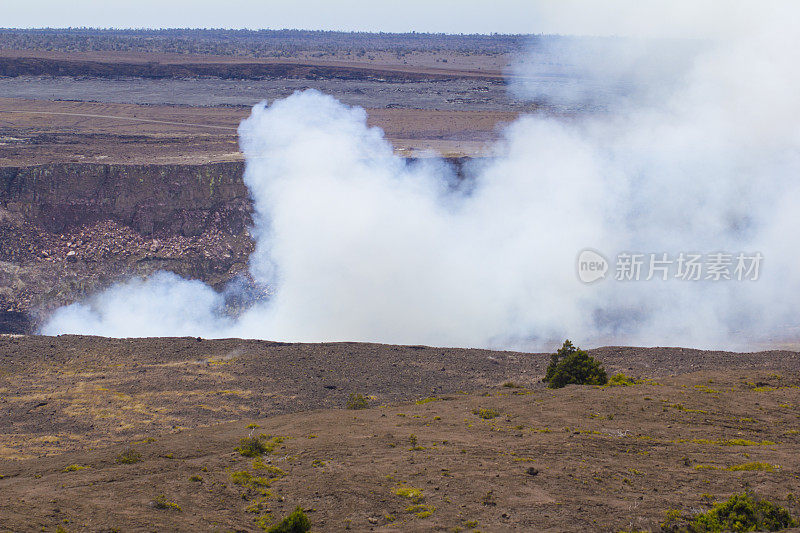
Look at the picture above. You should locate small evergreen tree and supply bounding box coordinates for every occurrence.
[267,506,311,533]
[690,493,797,532]
[543,340,608,388]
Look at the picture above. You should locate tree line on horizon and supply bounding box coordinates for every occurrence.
[0,28,576,57]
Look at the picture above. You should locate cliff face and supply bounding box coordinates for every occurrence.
[0,57,473,81]
[0,157,474,332]
[0,162,256,332]
[0,158,473,237]
[0,162,251,236]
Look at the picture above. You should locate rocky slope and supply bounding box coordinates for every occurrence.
[0,161,250,332]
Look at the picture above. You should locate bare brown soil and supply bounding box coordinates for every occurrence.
[0,98,514,165]
[0,336,798,531]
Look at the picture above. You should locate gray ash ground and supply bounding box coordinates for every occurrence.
[0,75,541,111]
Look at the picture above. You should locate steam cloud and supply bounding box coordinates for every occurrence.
[42,5,800,349]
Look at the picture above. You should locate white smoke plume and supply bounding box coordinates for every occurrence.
[42,4,800,349]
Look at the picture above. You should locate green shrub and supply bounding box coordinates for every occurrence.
[346,393,370,410]
[115,449,142,464]
[607,373,638,386]
[236,435,285,457]
[237,436,269,457]
[543,340,607,389]
[152,494,182,512]
[415,396,440,404]
[726,462,777,472]
[472,408,500,420]
[266,506,311,533]
[662,493,797,532]
[394,486,424,503]
[405,503,435,518]
[63,464,90,472]
[691,493,796,532]
[231,470,270,488]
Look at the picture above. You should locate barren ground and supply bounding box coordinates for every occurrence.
[0,97,517,166]
[0,337,799,531]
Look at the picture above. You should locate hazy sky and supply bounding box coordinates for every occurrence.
[2,0,759,37]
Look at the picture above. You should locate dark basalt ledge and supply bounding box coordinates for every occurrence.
[0,157,475,237]
[0,161,249,236]
[0,56,506,83]
[0,310,29,334]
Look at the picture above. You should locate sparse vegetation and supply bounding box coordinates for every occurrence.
[247,500,270,513]
[231,470,270,489]
[236,435,285,457]
[3,333,799,531]
[607,373,639,387]
[726,462,777,472]
[394,486,425,504]
[406,503,435,518]
[674,438,777,447]
[115,449,142,464]
[693,462,779,472]
[151,494,182,512]
[346,393,370,410]
[265,506,311,533]
[254,512,276,530]
[237,436,269,457]
[252,460,287,477]
[63,464,89,472]
[667,403,708,414]
[472,408,500,420]
[415,396,440,405]
[543,340,608,389]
